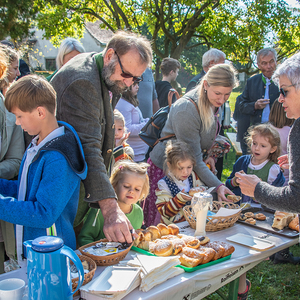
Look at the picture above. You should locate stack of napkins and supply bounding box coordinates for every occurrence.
[80,266,141,300]
[127,254,184,292]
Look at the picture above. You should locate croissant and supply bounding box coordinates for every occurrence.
[289,216,299,232]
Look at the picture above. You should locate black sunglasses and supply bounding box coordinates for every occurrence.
[280,84,295,98]
[115,51,143,83]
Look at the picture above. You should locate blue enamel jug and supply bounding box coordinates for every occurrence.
[24,236,84,300]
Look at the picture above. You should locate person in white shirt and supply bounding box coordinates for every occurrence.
[116,82,149,162]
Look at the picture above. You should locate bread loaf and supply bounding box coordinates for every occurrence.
[272,211,295,230]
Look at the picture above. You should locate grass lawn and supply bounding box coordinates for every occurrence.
[228,91,239,114]
[205,134,300,300]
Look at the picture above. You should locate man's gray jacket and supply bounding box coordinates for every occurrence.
[51,52,119,204]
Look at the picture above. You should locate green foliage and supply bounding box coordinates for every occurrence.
[1,0,300,75]
[0,0,39,40]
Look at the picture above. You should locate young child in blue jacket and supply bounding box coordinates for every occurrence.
[226,123,285,204]
[0,75,87,267]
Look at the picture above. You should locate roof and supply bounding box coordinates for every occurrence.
[85,21,114,46]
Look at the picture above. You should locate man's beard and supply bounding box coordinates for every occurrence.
[102,60,128,95]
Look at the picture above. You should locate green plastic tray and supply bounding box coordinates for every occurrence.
[131,246,231,272]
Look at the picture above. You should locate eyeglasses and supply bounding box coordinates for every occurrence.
[280,84,295,98]
[115,51,143,83]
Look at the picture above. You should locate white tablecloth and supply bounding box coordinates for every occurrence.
[0,221,298,300]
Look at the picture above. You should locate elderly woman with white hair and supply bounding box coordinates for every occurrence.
[236,53,300,264]
[47,38,85,81]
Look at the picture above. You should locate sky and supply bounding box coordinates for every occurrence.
[286,0,300,7]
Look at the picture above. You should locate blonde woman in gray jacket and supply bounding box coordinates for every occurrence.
[144,64,238,227]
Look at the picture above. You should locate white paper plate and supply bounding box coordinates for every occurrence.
[226,233,275,251]
[88,266,141,294]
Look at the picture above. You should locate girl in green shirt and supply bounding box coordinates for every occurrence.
[78,160,149,246]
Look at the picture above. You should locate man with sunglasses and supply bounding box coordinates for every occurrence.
[51,31,152,244]
[235,48,279,154]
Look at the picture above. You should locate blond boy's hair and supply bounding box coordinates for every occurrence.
[114,109,125,127]
[110,160,149,201]
[5,74,56,114]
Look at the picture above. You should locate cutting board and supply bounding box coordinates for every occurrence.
[226,233,275,251]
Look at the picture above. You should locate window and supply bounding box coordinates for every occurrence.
[45,58,56,71]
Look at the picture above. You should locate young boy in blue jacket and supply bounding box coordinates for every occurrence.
[0,75,87,267]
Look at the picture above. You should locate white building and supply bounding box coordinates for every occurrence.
[29,21,113,70]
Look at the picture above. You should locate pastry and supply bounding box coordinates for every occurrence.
[245,218,256,225]
[153,240,173,256]
[180,235,200,249]
[218,241,235,257]
[82,260,89,270]
[226,195,241,203]
[147,226,161,240]
[239,213,247,221]
[244,212,254,218]
[255,213,266,221]
[289,216,299,232]
[182,247,205,260]
[161,234,179,240]
[189,187,205,197]
[179,254,202,268]
[157,223,170,236]
[196,247,216,264]
[186,238,201,249]
[196,236,210,245]
[171,239,186,255]
[204,242,225,260]
[167,224,180,235]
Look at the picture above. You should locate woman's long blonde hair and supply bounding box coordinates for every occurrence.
[197,64,238,132]
[0,50,7,80]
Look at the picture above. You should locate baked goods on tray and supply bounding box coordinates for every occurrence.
[133,223,234,268]
[245,218,256,225]
[255,213,266,221]
[272,211,296,230]
[288,215,299,232]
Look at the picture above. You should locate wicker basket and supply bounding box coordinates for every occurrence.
[78,239,133,266]
[183,201,241,232]
[71,254,97,297]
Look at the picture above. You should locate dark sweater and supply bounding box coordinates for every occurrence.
[155,80,176,107]
[254,118,300,212]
